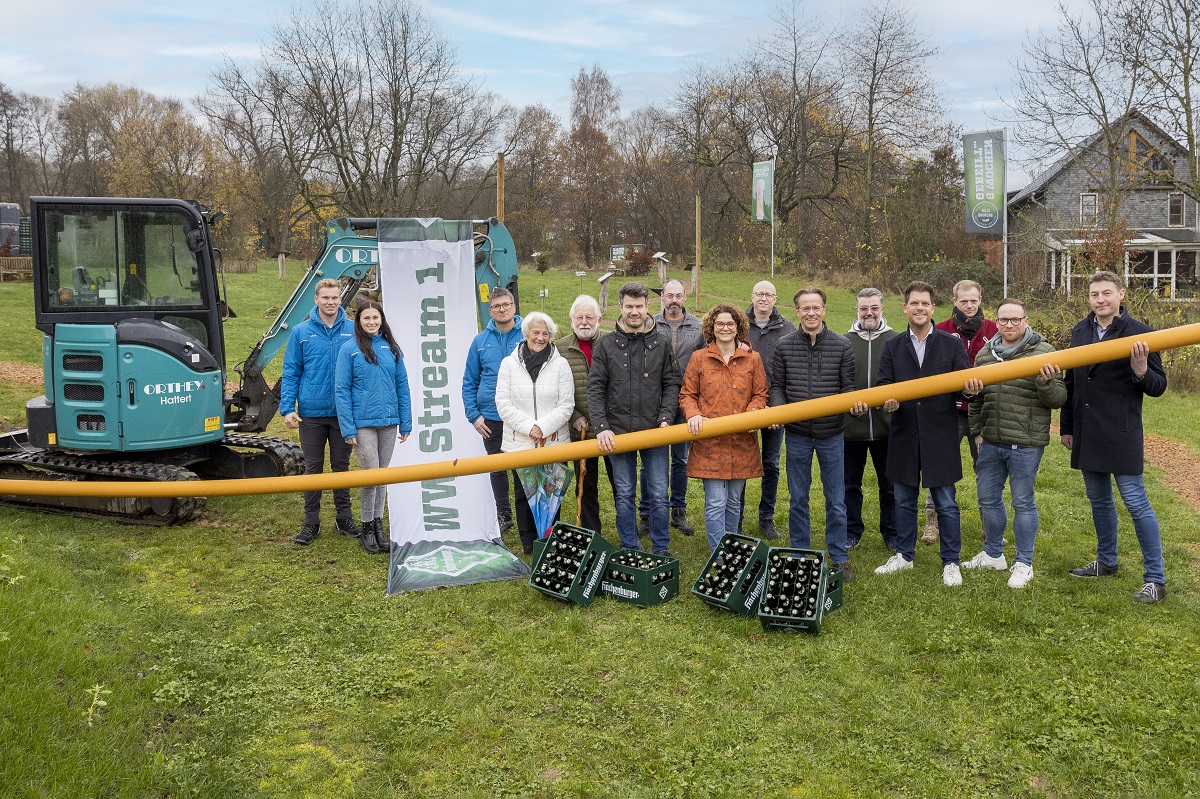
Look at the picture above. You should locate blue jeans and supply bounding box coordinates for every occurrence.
[612,446,670,554]
[702,478,745,552]
[894,481,961,565]
[975,442,1043,566]
[783,431,848,564]
[640,409,688,514]
[1081,470,1165,584]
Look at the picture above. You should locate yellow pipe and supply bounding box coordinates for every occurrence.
[3,322,1198,498]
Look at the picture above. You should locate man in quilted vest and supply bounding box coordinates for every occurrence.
[960,298,1065,589]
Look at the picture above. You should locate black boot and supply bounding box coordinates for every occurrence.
[358,520,381,554]
[373,518,389,554]
[671,508,695,536]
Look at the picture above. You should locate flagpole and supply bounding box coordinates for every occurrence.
[770,154,776,278]
[1002,128,1009,298]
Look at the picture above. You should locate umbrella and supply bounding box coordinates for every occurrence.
[515,449,573,540]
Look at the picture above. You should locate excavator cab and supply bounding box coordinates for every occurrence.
[29,197,227,453]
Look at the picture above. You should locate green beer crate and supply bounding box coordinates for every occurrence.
[756,547,845,635]
[600,549,680,608]
[691,533,769,617]
[528,523,614,607]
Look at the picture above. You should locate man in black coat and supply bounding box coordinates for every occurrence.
[1060,271,1168,603]
[865,281,969,586]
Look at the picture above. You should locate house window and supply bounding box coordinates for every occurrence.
[1080,193,1098,224]
[1168,192,1184,227]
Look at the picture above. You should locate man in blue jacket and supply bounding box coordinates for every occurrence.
[281,278,359,545]
[462,288,526,535]
[1061,271,1168,603]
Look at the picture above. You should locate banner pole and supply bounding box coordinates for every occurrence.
[1002,129,1009,297]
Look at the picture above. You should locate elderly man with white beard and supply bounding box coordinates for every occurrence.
[555,295,616,536]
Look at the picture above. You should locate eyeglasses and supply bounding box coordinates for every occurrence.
[490,302,514,311]
[753,292,776,298]
[713,321,738,328]
[997,317,1027,327]
[796,306,824,314]
[572,315,597,323]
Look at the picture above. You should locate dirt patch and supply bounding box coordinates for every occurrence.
[0,361,43,385]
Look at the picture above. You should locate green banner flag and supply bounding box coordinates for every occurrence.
[963,131,1005,236]
[752,160,774,223]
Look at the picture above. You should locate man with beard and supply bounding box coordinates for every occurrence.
[961,298,1066,589]
[923,279,998,543]
[555,294,616,536]
[873,281,970,587]
[843,288,899,551]
[638,278,703,537]
[590,282,682,556]
[1060,271,1167,603]
[737,279,795,539]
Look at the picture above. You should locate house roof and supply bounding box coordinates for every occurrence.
[1009,111,1191,209]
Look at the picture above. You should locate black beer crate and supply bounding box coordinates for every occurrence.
[691,533,769,617]
[756,547,844,635]
[528,523,614,607]
[600,549,680,608]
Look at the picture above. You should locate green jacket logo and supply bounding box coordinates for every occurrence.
[398,546,504,577]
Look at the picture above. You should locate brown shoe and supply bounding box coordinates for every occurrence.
[922,506,939,544]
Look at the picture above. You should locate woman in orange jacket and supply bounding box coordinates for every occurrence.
[678,304,770,551]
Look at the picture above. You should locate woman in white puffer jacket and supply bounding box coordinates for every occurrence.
[495,311,575,553]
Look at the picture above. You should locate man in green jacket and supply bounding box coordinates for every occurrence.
[961,298,1066,588]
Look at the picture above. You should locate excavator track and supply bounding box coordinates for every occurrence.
[0,451,205,525]
[221,433,305,477]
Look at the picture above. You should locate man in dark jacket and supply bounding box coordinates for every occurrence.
[555,294,615,537]
[462,287,526,536]
[281,278,360,545]
[1060,271,1167,603]
[843,287,899,551]
[639,278,703,537]
[770,286,855,579]
[962,298,1066,589]
[589,282,682,556]
[739,279,796,539]
[867,281,969,586]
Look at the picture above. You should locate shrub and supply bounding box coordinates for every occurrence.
[890,261,1002,305]
[624,249,655,277]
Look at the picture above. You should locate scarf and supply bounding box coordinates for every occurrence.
[520,341,552,383]
[989,327,1036,361]
[952,306,984,337]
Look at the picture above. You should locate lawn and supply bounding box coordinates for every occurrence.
[1,264,1198,797]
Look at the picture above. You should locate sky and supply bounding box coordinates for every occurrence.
[4,0,1088,188]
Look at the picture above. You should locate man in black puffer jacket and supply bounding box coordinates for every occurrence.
[769,286,855,578]
[589,282,682,556]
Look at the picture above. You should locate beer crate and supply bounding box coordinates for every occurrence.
[691,533,769,617]
[528,523,614,607]
[756,547,844,635]
[600,549,680,608]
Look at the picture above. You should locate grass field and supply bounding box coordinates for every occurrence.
[1,265,1198,797]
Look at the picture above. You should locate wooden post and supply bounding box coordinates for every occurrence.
[692,193,701,306]
[496,152,505,223]
[277,251,289,281]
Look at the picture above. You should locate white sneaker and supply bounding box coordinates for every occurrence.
[1008,562,1034,588]
[874,553,913,575]
[943,563,963,587]
[962,550,1008,571]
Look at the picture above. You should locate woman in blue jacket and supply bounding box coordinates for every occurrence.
[335,301,412,554]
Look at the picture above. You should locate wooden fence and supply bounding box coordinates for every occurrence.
[0,257,32,281]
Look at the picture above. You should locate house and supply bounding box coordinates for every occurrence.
[1008,112,1199,298]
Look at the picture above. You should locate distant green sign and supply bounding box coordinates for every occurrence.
[963,131,1006,236]
[752,160,774,223]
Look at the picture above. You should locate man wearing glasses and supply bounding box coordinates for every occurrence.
[739,280,795,539]
[462,288,526,535]
[769,286,855,579]
[960,299,1065,589]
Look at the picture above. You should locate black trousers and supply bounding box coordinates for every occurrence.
[300,416,353,525]
[483,418,534,542]
[574,454,617,537]
[844,437,897,549]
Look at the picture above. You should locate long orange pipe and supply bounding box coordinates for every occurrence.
[3,322,1198,498]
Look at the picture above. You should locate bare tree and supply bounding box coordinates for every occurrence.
[842,0,941,265]
[247,0,507,217]
[501,104,565,257]
[562,66,621,268]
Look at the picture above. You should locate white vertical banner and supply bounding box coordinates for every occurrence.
[377,220,529,593]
